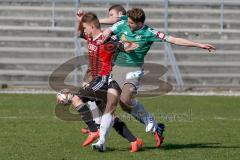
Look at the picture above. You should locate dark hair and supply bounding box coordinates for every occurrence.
[127,8,145,23]
[109,4,126,15]
[82,12,100,29]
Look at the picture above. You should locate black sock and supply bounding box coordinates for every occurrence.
[85,120,98,132]
[76,104,98,132]
[112,117,137,142]
[95,123,100,129]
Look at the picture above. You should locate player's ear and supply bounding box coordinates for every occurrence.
[119,12,123,16]
[91,24,94,29]
[137,22,143,26]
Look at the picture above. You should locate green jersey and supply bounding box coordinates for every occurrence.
[111,19,168,67]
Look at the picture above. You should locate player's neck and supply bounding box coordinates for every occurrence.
[135,24,144,31]
[131,22,144,32]
[92,29,102,39]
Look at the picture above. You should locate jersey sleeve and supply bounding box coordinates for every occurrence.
[110,20,125,35]
[109,35,125,51]
[147,27,170,42]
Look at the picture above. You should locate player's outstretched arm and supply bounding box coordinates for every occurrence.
[167,36,216,53]
[99,17,120,24]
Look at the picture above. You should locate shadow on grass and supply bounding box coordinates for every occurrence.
[106,147,146,153]
[143,143,240,151]
[100,143,240,153]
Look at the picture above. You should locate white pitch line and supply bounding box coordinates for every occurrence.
[192,117,240,121]
[0,116,17,119]
[167,91,240,97]
[0,90,56,94]
[1,90,240,96]
[214,117,240,121]
[0,116,53,120]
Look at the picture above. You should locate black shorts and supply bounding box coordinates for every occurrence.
[76,76,121,103]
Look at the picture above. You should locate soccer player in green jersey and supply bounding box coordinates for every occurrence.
[97,5,169,148]
[93,6,215,149]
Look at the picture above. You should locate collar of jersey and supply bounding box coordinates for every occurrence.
[134,25,146,33]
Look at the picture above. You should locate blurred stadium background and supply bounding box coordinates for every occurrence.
[0,0,239,93]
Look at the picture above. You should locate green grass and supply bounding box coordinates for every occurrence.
[0,94,240,160]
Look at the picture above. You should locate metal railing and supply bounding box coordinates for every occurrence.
[1,0,236,88]
[220,0,225,34]
[163,0,184,89]
[4,0,230,33]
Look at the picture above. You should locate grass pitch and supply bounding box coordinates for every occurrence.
[0,94,239,160]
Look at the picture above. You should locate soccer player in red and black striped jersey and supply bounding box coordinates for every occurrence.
[79,26,118,92]
[70,12,142,152]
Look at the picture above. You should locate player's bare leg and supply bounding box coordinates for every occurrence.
[120,83,165,147]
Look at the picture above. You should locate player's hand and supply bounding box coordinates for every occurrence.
[199,43,216,53]
[124,41,139,52]
[76,9,84,21]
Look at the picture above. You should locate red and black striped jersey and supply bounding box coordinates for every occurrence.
[80,33,121,79]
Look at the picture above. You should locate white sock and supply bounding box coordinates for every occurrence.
[99,113,113,144]
[87,101,102,125]
[131,100,158,132]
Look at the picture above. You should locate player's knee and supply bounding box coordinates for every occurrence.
[122,83,136,94]
[121,85,136,103]
[107,88,119,97]
[120,94,132,106]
